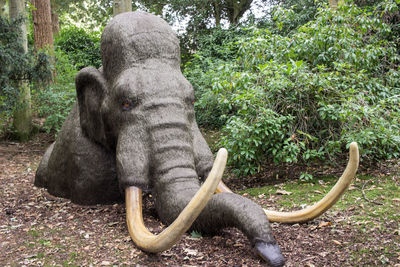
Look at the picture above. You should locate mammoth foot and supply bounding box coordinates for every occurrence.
[255,242,285,267]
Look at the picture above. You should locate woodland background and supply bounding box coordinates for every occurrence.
[0,0,399,266]
[1,0,399,176]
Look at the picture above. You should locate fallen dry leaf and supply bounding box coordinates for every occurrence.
[318,221,331,228]
[276,189,292,195]
[348,184,357,190]
[183,248,198,256]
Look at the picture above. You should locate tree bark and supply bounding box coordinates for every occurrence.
[32,0,53,50]
[0,0,6,17]
[9,0,32,140]
[226,0,253,25]
[50,0,60,36]
[213,1,221,27]
[113,0,132,17]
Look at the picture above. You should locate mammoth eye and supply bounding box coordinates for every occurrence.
[122,99,134,111]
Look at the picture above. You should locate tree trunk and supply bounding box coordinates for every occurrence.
[213,1,221,27]
[9,0,32,140]
[0,0,6,17]
[227,0,253,25]
[113,0,132,17]
[50,2,60,36]
[32,0,53,50]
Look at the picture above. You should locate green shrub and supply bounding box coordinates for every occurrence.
[33,50,77,134]
[0,16,52,136]
[184,27,249,128]
[187,1,400,176]
[32,26,103,135]
[0,16,31,116]
[55,26,101,70]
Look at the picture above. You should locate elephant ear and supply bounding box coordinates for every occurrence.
[76,67,108,145]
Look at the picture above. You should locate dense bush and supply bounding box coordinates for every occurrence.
[32,27,102,134]
[187,1,400,175]
[55,26,101,70]
[0,16,52,135]
[32,49,77,134]
[0,16,29,116]
[184,27,249,128]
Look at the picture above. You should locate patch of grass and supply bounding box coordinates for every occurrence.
[190,230,203,238]
[28,229,41,238]
[243,173,400,263]
[62,252,79,267]
[242,175,400,223]
[349,242,399,264]
[38,239,52,246]
[36,252,45,259]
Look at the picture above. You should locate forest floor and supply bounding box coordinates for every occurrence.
[0,133,399,266]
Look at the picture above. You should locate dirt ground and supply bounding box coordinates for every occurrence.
[1,134,399,266]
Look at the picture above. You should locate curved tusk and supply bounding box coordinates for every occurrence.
[126,148,228,253]
[216,142,359,224]
[216,181,233,194]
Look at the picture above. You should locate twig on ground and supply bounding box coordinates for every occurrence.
[361,181,383,206]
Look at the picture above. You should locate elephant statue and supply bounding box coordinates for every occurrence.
[35,11,359,267]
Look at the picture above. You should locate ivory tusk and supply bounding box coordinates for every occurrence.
[216,142,359,224]
[216,181,233,194]
[126,148,228,253]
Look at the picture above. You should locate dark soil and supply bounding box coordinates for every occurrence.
[1,133,399,266]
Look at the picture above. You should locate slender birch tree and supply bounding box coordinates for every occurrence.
[9,0,31,140]
[0,0,6,17]
[50,0,60,35]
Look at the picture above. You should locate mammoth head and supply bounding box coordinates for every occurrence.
[75,11,182,148]
[100,11,181,84]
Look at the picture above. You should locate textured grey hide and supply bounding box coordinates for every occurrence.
[35,11,283,263]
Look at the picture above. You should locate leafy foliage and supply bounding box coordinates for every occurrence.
[187,1,400,175]
[0,16,30,114]
[54,26,101,70]
[0,16,52,135]
[33,26,104,134]
[32,49,77,134]
[184,27,248,127]
[268,0,319,34]
[55,0,113,31]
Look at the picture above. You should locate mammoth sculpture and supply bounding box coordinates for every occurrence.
[35,11,359,267]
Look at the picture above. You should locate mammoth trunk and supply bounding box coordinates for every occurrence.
[116,125,150,191]
[150,127,274,238]
[150,125,198,187]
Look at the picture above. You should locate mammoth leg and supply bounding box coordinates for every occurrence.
[34,104,121,204]
[155,185,285,266]
[35,141,55,188]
